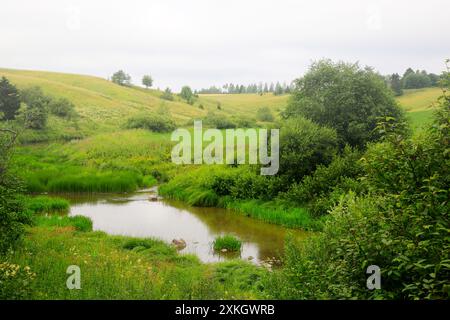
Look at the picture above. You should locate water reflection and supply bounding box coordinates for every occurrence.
[65,190,309,264]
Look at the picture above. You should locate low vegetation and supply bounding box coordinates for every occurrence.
[213,235,242,252]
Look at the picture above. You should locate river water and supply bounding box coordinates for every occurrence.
[65,188,309,265]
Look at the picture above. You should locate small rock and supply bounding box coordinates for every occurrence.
[221,248,228,253]
[247,256,254,261]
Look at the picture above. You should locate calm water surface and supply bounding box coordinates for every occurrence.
[65,188,309,265]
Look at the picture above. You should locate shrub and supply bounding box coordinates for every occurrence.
[19,87,51,130]
[125,113,176,133]
[213,235,242,252]
[203,112,236,129]
[279,117,338,181]
[0,129,31,255]
[256,107,274,122]
[282,146,365,216]
[161,88,174,101]
[0,261,36,299]
[48,97,77,119]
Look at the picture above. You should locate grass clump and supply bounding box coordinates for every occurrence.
[25,196,69,214]
[213,235,242,252]
[35,215,93,232]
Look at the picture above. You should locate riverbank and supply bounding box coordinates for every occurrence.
[3,213,267,299]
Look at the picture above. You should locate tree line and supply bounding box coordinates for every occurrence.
[197,81,294,95]
[387,67,443,96]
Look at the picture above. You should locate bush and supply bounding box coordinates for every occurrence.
[0,261,36,299]
[282,146,365,216]
[161,88,174,101]
[279,117,338,181]
[213,235,242,252]
[203,112,236,129]
[0,129,31,255]
[18,87,50,130]
[125,113,176,133]
[48,97,77,119]
[256,107,274,122]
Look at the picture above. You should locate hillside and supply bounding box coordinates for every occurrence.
[396,87,442,129]
[1,68,442,138]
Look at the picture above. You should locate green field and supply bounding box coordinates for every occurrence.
[396,87,442,129]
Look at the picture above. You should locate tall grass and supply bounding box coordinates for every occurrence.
[5,222,266,299]
[24,196,69,214]
[35,215,93,232]
[213,235,242,252]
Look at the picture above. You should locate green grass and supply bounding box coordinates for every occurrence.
[222,199,322,230]
[24,196,70,214]
[34,215,93,232]
[5,219,266,299]
[396,87,442,130]
[213,235,242,252]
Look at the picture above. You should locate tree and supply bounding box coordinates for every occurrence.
[389,73,403,96]
[111,70,131,86]
[403,71,432,89]
[160,88,174,101]
[142,75,153,89]
[180,86,194,103]
[274,82,283,95]
[19,87,50,129]
[0,77,20,120]
[283,60,404,149]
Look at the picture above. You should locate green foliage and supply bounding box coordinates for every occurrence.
[203,112,237,129]
[256,106,274,122]
[279,117,338,181]
[403,71,432,89]
[180,86,194,104]
[282,146,365,216]
[111,70,131,86]
[271,78,450,299]
[0,261,36,300]
[35,215,93,232]
[213,235,242,252]
[48,97,77,119]
[125,113,176,133]
[142,75,153,89]
[24,196,69,214]
[161,87,174,101]
[284,60,404,148]
[0,129,31,255]
[0,77,20,120]
[389,73,403,96]
[18,86,50,129]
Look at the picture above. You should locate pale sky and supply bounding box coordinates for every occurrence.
[1,0,449,91]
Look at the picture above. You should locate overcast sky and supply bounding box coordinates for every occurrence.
[1,0,449,91]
